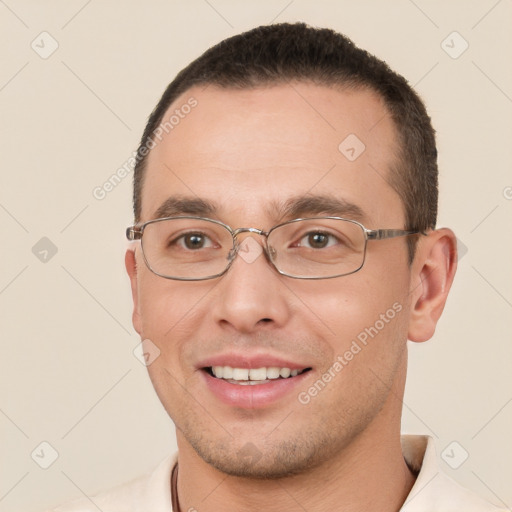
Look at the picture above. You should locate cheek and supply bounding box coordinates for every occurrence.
[138,279,174,338]
[137,267,199,335]
[137,278,204,411]
[299,269,410,365]
[303,282,409,410]
[302,270,405,324]
[136,270,218,370]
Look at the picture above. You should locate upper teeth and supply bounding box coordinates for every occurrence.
[211,366,300,381]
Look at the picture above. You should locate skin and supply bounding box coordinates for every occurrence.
[125,83,457,512]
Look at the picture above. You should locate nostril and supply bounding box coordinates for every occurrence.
[260,318,272,323]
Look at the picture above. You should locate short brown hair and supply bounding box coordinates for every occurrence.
[133,22,438,260]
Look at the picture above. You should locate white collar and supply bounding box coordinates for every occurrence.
[400,435,505,511]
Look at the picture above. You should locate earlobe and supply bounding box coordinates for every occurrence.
[408,228,458,343]
[125,248,142,335]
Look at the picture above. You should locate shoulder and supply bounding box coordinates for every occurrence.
[401,435,508,512]
[403,470,509,512]
[44,454,177,512]
[436,472,508,511]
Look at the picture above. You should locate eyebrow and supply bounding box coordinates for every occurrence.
[152,196,218,220]
[151,194,366,223]
[273,194,366,222]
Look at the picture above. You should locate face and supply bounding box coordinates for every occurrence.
[127,83,416,478]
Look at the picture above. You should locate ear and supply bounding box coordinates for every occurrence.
[125,248,142,335]
[408,228,458,343]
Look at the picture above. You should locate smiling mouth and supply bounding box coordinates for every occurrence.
[204,366,312,385]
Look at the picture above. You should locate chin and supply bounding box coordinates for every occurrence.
[185,428,342,480]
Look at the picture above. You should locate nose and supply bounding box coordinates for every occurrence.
[210,234,291,334]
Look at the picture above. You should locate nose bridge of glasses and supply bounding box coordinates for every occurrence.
[228,227,275,262]
[232,227,267,238]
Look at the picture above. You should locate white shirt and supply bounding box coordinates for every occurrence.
[47,435,507,512]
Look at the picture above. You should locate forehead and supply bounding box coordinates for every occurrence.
[141,83,404,227]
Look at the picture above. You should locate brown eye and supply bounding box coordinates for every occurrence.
[308,232,329,248]
[170,232,215,250]
[184,233,206,249]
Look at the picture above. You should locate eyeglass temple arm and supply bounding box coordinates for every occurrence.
[366,229,425,240]
[126,227,142,241]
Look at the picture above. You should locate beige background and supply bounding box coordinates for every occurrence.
[1,1,511,510]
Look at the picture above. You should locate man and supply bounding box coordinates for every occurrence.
[50,22,506,512]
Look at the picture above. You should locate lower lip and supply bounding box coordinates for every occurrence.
[201,370,311,409]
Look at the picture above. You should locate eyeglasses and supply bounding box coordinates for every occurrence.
[126,216,421,281]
